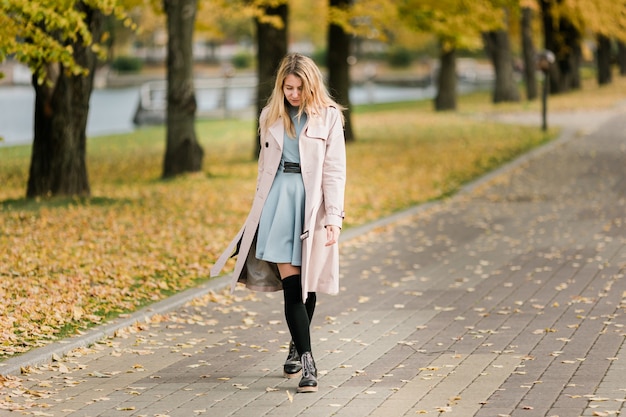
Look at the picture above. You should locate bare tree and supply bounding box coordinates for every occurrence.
[27,3,104,197]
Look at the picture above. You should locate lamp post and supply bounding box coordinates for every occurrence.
[537,50,555,131]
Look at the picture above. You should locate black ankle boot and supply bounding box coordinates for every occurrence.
[283,341,302,378]
[297,351,318,393]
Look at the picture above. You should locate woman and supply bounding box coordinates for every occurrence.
[210,53,346,393]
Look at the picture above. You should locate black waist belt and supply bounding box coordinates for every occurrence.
[283,161,301,173]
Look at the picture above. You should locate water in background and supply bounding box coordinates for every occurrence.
[0,86,139,147]
[0,82,446,148]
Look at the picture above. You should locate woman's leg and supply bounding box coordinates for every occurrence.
[277,264,311,355]
[305,292,316,321]
[278,263,318,392]
[277,263,300,278]
[283,292,316,378]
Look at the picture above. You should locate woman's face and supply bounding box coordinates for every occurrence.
[283,74,303,107]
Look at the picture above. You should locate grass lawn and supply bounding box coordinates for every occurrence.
[1,75,625,359]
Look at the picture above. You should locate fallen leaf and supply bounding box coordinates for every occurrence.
[89,371,110,378]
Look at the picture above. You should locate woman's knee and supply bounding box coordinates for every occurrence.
[277,263,301,279]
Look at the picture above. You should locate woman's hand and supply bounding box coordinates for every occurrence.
[325,225,341,246]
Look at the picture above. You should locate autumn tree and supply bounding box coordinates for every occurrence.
[398,0,504,111]
[0,0,134,198]
[325,0,397,142]
[144,0,308,173]
[537,0,626,92]
[581,0,626,85]
[162,0,204,177]
[540,0,626,92]
[140,0,255,176]
[539,0,581,93]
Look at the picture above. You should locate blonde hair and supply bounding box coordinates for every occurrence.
[261,53,345,138]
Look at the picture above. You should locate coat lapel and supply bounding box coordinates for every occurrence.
[268,117,284,151]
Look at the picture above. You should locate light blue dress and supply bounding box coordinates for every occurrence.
[255,108,308,265]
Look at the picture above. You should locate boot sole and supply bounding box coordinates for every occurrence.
[283,370,302,379]
[297,385,318,393]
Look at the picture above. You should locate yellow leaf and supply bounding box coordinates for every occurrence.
[72,306,84,321]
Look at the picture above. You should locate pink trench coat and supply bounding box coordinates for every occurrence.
[210,106,346,300]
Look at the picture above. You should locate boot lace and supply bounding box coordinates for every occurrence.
[302,353,315,378]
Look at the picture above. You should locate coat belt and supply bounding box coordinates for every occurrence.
[283,161,301,173]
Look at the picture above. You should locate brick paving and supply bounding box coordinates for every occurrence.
[1,105,625,417]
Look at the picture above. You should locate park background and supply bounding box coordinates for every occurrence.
[1,0,626,363]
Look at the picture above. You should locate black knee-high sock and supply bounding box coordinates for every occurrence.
[282,275,311,355]
[305,292,316,322]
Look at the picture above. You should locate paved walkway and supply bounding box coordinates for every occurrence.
[1,105,625,417]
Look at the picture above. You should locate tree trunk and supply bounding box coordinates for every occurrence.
[162,0,204,178]
[26,2,102,198]
[483,30,520,103]
[618,42,626,76]
[327,0,354,142]
[540,0,582,94]
[521,7,538,100]
[254,3,288,159]
[596,34,612,85]
[435,44,456,111]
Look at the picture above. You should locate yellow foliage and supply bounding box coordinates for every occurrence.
[1,0,135,83]
[552,0,626,41]
[398,0,506,50]
[328,0,400,41]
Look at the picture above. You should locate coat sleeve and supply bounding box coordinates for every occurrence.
[322,107,347,229]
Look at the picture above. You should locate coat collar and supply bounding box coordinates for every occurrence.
[267,109,322,147]
[268,117,285,150]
